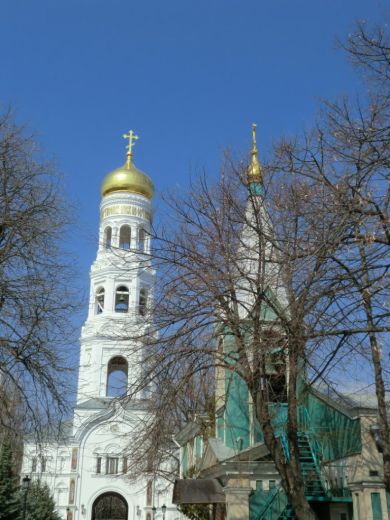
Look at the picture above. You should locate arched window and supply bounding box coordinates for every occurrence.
[119,225,131,249]
[139,228,145,252]
[104,226,112,249]
[96,287,105,314]
[106,356,128,397]
[139,288,148,316]
[115,286,129,313]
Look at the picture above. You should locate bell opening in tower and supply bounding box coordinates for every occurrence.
[115,286,129,313]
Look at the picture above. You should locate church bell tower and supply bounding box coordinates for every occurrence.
[22,132,179,520]
[76,130,155,407]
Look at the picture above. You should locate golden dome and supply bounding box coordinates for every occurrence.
[101,161,154,199]
[101,130,154,199]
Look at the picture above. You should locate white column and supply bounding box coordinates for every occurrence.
[224,478,252,520]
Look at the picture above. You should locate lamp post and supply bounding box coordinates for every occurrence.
[22,475,31,520]
[152,506,157,519]
[161,504,167,520]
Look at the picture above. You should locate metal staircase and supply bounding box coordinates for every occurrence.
[257,426,327,519]
[297,432,326,498]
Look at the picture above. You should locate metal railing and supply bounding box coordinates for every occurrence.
[258,484,288,520]
[257,406,328,520]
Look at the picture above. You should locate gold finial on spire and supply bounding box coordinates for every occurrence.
[252,123,258,153]
[123,130,139,167]
[247,123,263,184]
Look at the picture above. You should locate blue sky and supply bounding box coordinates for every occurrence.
[0,0,384,333]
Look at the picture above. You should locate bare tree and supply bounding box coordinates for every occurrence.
[0,377,24,473]
[266,20,390,491]
[116,23,390,519]
[0,110,78,439]
[124,369,214,483]
[273,91,390,490]
[118,143,369,520]
[116,111,389,518]
[345,20,390,89]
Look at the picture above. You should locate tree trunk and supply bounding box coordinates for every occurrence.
[358,238,390,491]
[285,340,318,520]
[292,501,317,520]
[363,298,390,490]
[254,341,318,520]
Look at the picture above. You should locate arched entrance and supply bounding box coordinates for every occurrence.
[92,492,128,520]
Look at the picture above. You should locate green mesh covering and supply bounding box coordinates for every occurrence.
[249,485,288,520]
[224,376,288,448]
[253,407,263,443]
[218,326,361,464]
[261,288,281,321]
[371,492,383,520]
[269,403,288,436]
[222,321,290,451]
[303,391,361,461]
[249,182,264,196]
[249,489,273,520]
[224,369,250,449]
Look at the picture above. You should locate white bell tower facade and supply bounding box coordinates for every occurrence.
[76,167,154,408]
[22,132,178,520]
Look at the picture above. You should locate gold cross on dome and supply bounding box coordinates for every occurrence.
[123,130,139,166]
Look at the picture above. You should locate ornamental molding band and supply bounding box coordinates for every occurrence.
[100,204,152,221]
